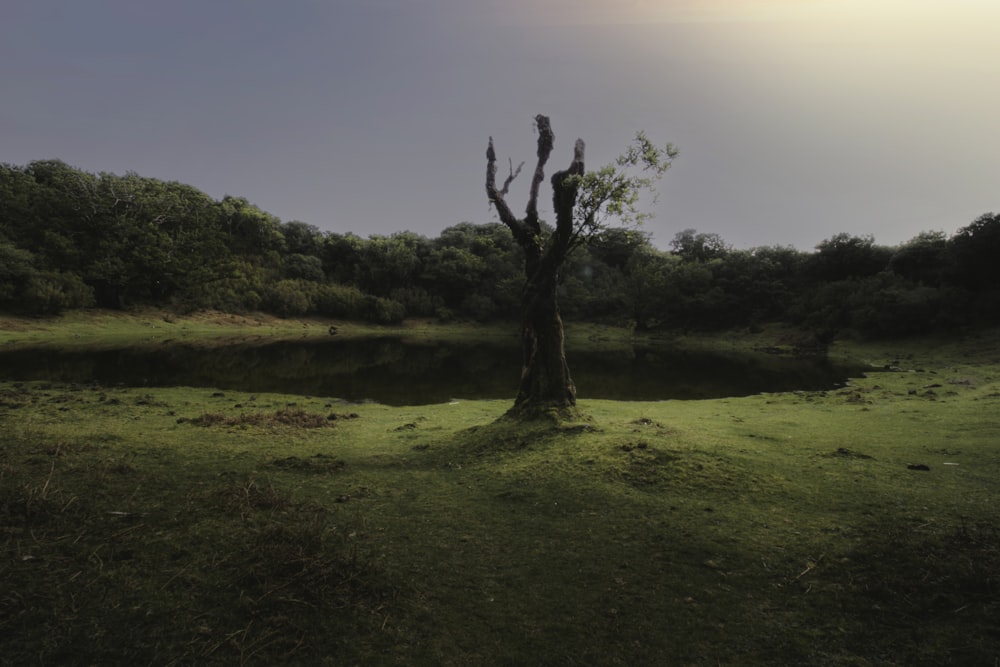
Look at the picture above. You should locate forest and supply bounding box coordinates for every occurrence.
[2,158,998,338]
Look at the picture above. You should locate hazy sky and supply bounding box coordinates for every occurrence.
[3,0,998,249]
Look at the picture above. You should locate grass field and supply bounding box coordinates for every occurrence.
[1,316,998,665]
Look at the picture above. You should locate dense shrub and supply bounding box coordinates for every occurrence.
[365,296,406,325]
[21,272,95,315]
[313,283,368,320]
[282,253,325,282]
[389,287,441,319]
[263,280,313,318]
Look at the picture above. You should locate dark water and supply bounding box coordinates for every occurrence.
[0,338,867,405]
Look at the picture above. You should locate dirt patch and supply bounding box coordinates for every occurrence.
[827,447,874,460]
[187,408,337,428]
[271,454,347,473]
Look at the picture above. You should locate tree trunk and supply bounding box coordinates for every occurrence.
[508,262,577,419]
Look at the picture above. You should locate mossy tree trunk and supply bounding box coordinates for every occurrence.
[512,252,576,418]
[486,115,584,420]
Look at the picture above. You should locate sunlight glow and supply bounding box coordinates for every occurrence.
[525,0,1000,26]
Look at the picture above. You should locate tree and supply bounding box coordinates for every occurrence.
[280,220,324,257]
[282,253,325,281]
[589,227,654,269]
[485,115,675,419]
[889,231,948,287]
[218,195,284,257]
[950,213,1000,290]
[670,229,729,262]
[807,233,892,282]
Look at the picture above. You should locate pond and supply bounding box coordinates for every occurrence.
[0,337,867,405]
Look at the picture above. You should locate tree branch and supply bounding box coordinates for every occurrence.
[525,114,555,233]
[502,158,524,197]
[486,138,515,220]
[486,136,532,247]
[548,137,586,262]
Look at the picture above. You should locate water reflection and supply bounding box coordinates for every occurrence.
[0,338,865,405]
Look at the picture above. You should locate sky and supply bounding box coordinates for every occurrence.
[2,0,998,250]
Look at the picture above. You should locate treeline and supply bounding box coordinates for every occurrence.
[2,159,998,337]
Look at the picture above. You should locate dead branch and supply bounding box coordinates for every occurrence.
[486,136,531,247]
[501,158,524,197]
[525,114,555,232]
[486,138,517,222]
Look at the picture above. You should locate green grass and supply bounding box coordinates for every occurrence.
[0,309,527,351]
[2,328,999,665]
[0,308,669,351]
[0,309,399,350]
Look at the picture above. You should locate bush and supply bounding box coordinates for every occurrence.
[850,283,947,338]
[282,253,325,282]
[389,287,441,318]
[460,293,497,322]
[311,283,362,319]
[22,272,94,315]
[366,296,405,325]
[263,280,312,318]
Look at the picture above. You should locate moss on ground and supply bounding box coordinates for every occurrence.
[1,326,999,664]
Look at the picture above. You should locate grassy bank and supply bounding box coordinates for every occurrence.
[0,308,716,351]
[2,326,999,664]
[0,309,455,349]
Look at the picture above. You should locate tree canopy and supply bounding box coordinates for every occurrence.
[1,159,997,339]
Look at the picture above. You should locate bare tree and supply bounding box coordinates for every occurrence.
[486,115,676,420]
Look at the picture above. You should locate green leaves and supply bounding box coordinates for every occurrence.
[564,133,677,247]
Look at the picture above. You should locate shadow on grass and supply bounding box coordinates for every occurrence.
[396,417,1000,664]
[789,517,1000,664]
[0,437,399,665]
